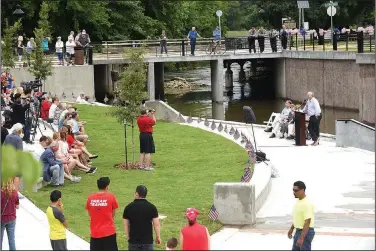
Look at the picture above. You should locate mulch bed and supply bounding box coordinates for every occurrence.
[113,162,157,170]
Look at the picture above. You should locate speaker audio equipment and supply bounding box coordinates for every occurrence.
[243,106,268,163]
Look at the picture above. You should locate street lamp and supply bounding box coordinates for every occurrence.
[13,4,24,16]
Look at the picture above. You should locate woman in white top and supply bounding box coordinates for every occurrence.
[65,36,76,66]
[55,36,64,65]
[26,37,35,63]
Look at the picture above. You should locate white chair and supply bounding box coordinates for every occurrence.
[263,112,280,128]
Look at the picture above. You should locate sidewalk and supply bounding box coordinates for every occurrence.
[183,120,375,250]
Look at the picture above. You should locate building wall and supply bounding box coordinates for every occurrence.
[4,66,95,102]
[280,59,375,124]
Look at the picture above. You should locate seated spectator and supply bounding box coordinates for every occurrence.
[41,95,51,121]
[53,103,65,125]
[48,97,60,122]
[62,112,73,128]
[33,136,52,160]
[53,132,96,175]
[40,141,65,187]
[267,100,292,138]
[58,105,72,131]
[76,93,89,104]
[65,125,98,162]
[71,112,88,143]
[280,104,295,139]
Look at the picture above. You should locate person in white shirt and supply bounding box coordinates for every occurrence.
[76,93,89,104]
[55,36,64,65]
[49,97,60,120]
[65,36,76,66]
[303,92,322,146]
[26,37,35,63]
[268,100,292,138]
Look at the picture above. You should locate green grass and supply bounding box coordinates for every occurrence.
[226,30,248,37]
[23,105,247,250]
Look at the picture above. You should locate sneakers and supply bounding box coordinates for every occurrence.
[72,176,82,183]
[89,155,98,159]
[86,167,97,174]
[264,127,272,132]
[269,133,276,138]
[144,167,155,171]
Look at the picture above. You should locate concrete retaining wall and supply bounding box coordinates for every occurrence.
[282,58,375,124]
[336,119,375,152]
[144,100,181,122]
[4,66,95,102]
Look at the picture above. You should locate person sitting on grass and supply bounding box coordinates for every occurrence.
[53,132,96,176]
[41,141,65,187]
[64,125,98,162]
[47,190,68,251]
[70,112,89,144]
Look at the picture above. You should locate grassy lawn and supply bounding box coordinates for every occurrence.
[23,105,247,250]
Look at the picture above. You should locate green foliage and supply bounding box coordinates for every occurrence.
[28,2,53,81]
[110,47,148,124]
[2,19,22,68]
[2,145,42,190]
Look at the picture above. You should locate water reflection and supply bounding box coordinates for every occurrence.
[164,66,360,135]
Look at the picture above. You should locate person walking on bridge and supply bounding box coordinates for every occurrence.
[257,27,266,53]
[288,181,315,250]
[302,92,322,146]
[187,27,201,56]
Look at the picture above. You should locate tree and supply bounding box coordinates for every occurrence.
[110,47,148,167]
[2,19,22,68]
[2,145,42,190]
[28,2,53,85]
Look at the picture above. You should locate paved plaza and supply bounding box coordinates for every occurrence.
[1,115,374,250]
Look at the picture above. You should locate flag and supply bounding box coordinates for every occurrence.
[240,167,252,183]
[245,140,257,164]
[208,204,219,221]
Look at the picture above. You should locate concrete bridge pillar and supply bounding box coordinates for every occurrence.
[147,62,155,101]
[154,62,165,101]
[238,62,246,83]
[211,59,224,120]
[225,65,233,89]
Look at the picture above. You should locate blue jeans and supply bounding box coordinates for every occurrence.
[23,118,32,141]
[190,38,196,55]
[292,228,315,250]
[1,219,16,250]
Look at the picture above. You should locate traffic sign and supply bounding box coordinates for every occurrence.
[216,10,222,17]
[325,1,338,7]
[327,6,336,16]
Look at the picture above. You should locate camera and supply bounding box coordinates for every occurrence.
[20,79,43,92]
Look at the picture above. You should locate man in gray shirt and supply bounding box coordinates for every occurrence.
[303,92,322,146]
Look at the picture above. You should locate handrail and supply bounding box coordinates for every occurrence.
[336,119,375,131]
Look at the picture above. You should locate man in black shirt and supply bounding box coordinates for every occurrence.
[123,185,161,250]
[1,119,9,145]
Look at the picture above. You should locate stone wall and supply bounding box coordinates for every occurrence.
[282,59,375,124]
[336,119,375,152]
[4,66,95,102]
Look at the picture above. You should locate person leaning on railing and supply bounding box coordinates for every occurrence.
[160,30,168,56]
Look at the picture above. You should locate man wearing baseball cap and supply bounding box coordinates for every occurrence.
[180,208,210,250]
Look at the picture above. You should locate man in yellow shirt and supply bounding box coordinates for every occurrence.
[46,190,68,250]
[288,181,315,250]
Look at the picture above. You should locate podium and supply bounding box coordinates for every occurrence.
[294,111,306,146]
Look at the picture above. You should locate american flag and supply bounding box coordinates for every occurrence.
[245,140,257,164]
[240,167,252,183]
[208,204,219,221]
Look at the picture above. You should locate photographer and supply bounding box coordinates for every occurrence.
[11,93,32,144]
[137,109,156,171]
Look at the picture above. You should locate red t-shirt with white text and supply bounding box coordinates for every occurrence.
[86,192,119,238]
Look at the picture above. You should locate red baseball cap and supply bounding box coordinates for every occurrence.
[185,208,199,221]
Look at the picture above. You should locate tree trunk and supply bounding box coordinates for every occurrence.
[132,119,135,164]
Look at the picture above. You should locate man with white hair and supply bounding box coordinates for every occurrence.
[40,140,65,187]
[303,92,322,146]
[76,92,89,104]
[187,27,201,56]
[4,123,25,198]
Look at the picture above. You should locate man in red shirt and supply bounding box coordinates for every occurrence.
[86,177,119,251]
[136,109,156,171]
[41,95,51,121]
[180,208,210,250]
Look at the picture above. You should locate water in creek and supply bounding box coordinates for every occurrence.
[164,64,360,135]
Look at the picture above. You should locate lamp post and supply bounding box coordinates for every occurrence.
[216,10,222,41]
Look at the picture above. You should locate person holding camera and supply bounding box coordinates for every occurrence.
[137,109,156,171]
[11,93,32,144]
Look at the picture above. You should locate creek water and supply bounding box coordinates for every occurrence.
[164,64,360,135]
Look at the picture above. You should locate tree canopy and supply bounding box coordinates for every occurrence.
[1,0,374,43]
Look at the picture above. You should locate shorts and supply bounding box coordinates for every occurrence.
[139,132,155,154]
[50,239,67,251]
[66,53,75,59]
[90,234,118,251]
[17,48,23,56]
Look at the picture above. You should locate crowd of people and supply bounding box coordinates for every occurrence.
[12,29,91,67]
[264,91,322,146]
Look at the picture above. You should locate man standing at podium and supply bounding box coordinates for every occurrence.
[302,92,322,146]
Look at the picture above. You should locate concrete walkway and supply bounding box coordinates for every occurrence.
[182,120,375,250]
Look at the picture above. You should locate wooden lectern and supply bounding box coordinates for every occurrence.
[294,111,306,146]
